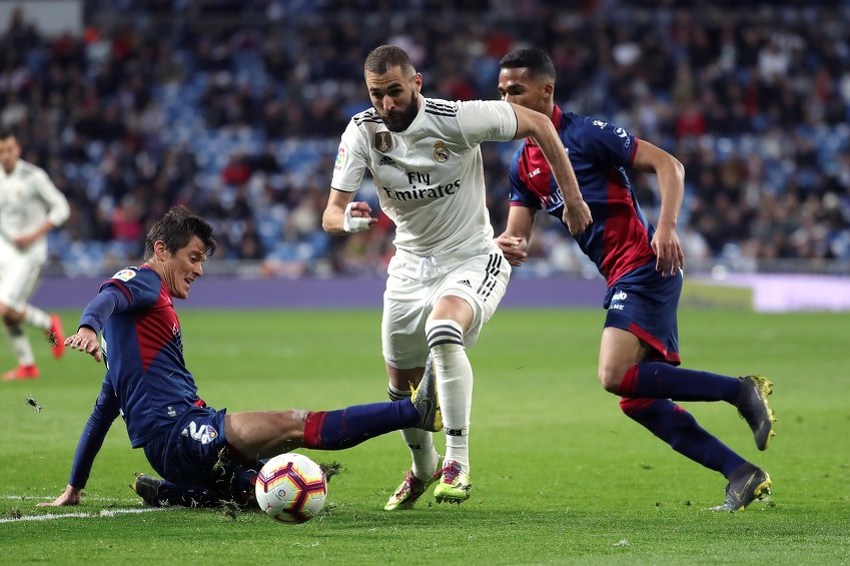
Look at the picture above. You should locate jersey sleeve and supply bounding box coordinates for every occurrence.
[508,145,541,210]
[78,286,132,335]
[330,118,369,192]
[577,118,638,168]
[99,267,161,310]
[68,378,120,489]
[456,100,518,147]
[34,168,71,228]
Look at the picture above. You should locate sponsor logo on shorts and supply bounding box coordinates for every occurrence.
[181,421,218,444]
[610,290,627,310]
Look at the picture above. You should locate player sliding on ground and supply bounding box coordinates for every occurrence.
[40,206,441,509]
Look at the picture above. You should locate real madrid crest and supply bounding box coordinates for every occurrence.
[374,131,393,153]
[433,141,449,163]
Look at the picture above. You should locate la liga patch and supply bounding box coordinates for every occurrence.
[112,269,137,282]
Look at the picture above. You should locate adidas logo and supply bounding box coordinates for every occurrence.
[457,279,471,288]
[378,156,396,166]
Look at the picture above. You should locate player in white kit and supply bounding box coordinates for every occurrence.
[323,46,591,507]
[0,128,70,381]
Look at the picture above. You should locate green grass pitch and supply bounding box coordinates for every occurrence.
[1,308,848,564]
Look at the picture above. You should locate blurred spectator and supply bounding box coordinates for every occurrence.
[2,1,849,277]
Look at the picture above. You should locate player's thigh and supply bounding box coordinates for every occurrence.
[605,272,682,365]
[225,410,306,460]
[382,274,431,370]
[0,258,40,312]
[598,327,646,389]
[434,251,511,348]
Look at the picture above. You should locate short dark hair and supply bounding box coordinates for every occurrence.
[143,206,216,260]
[364,45,414,75]
[0,127,15,141]
[499,48,556,83]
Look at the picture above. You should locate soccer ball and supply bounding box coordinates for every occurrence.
[255,453,327,523]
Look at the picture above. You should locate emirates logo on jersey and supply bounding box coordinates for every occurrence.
[433,141,449,163]
[374,132,393,152]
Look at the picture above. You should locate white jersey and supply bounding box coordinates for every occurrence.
[0,159,70,263]
[331,95,517,258]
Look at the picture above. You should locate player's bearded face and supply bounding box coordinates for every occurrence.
[380,89,418,132]
[366,68,420,133]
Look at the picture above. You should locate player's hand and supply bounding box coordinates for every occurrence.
[65,327,102,363]
[13,232,39,250]
[37,485,82,507]
[343,201,378,233]
[651,225,684,277]
[561,200,592,235]
[495,234,528,266]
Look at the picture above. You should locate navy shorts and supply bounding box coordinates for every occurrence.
[143,406,258,497]
[603,262,682,365]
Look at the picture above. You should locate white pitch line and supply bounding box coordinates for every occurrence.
[1,495,138,502]
[0,507,175,524]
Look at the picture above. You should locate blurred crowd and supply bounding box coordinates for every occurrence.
[2,0,849,276]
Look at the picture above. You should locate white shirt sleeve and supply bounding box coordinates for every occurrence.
[330,119,369,193]
[456,100,518,148]
[35,168,70,228]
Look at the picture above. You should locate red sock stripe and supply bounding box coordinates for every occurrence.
[616,364,640,397]
[619,396,656,414]
[303,411,326,449]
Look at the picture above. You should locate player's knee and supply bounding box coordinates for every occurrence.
[598,364,631,394]
[0,305,23,326]
[425,319,464,353]
[599,364,637,395]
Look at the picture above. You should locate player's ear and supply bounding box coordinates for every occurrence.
[413,72,423,93]
[543,83,554,100]
[153,240,170,260]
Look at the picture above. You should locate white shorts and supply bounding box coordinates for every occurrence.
[382,247,511,369]
[0,254,42,312]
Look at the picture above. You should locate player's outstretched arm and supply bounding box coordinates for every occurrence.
[37,484,82,507]
[495,206,535,267]
[322,188,377,234]
[509,103,592,236]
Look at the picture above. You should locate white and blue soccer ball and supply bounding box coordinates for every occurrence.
[255,453,327,523]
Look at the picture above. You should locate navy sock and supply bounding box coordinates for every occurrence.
[617,362,742,402]
[620,398,746,477]
[303,400,419,450]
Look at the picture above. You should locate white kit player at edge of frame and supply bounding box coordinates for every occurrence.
[0,127,70,382]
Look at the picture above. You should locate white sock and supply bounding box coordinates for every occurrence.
[5,324,35,366]
[426,319,472,474]
[23,305,51,330]
[388,383,439,479]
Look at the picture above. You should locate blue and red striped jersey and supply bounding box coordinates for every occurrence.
[508,105,656,285]
[99,266,201,448]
